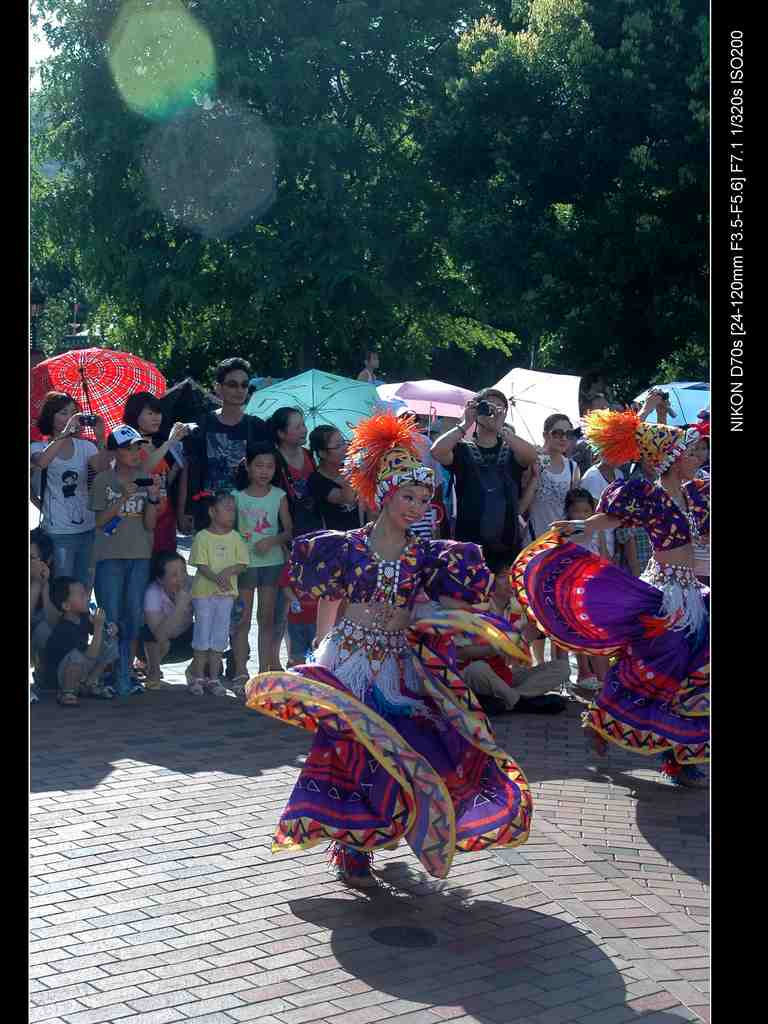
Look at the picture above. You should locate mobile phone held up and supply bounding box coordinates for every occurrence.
[134,477,154,487]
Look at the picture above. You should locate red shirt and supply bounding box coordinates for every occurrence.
[278,563,316,623]
[138,446,178,554]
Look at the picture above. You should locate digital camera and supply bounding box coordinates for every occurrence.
[476,400,497,418]
[79,414,98,427]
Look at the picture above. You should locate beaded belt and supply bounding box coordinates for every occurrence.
[641,558,699,590]
[641,558,706,637]
[331,618,411,668]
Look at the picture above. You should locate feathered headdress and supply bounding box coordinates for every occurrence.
[584,409,708,474]
[343,410,434,511]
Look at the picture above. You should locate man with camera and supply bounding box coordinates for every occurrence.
[431,388,538,568]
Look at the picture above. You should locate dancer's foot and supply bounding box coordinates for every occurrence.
[329,843,378,887]
[659,751,708,788]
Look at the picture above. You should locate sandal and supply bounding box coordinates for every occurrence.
[187,678,205,696]
[205,678,228,697]
[230,674,249,700]
[84,682,116,700]
[57,690,80,707]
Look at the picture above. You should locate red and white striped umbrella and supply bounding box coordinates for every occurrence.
[30,348,166,440]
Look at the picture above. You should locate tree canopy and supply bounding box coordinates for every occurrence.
[31,0,707,394]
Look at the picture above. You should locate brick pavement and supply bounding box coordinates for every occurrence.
[31,667,709,1024]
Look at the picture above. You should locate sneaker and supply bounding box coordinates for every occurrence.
[187,679,205,696]
[205,678,228,697]
[143,677,163,691]
[126,681,145,696]
[576,675,601,692]
[30,686,40,704]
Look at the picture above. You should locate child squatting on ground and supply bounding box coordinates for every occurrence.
[188,491,249,696]
[44,577,120,707]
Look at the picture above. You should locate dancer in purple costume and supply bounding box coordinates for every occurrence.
[245,411,532,886]
[512,410,709,788]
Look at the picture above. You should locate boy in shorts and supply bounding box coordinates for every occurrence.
[44,577,119,706]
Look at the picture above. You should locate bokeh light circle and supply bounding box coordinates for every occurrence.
[142,101,278,239]
[108,0,216,122]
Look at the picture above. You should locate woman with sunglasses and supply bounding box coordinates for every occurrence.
[519,414,581,542]
[308,426,361,531]
[518,414,581,674]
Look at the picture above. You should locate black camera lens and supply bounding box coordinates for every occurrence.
[476,400,492,417]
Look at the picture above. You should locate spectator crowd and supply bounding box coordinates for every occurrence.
[30,352,709,716]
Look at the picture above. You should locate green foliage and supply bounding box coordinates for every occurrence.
[414,0,708,394]
[30,0,707,394]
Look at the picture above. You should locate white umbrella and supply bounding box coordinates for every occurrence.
[493,368,581,445]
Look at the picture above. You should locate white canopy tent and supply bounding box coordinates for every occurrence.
[492,368,582,446]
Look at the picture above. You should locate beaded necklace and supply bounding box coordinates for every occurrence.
[361,528,414,628]
[372,556,401,604]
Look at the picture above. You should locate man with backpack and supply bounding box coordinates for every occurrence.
[176,357,271,534]
[431,389,538,569]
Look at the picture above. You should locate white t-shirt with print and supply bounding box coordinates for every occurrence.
[30,439,97,535]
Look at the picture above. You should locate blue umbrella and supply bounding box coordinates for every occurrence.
[245,370,379,437]
[634,381,709,426]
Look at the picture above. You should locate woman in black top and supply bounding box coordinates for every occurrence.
[307,426,361,532]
